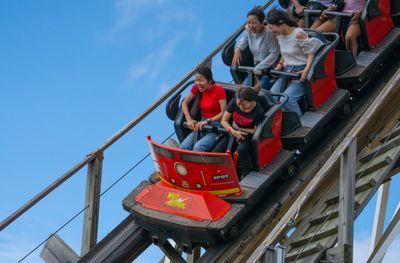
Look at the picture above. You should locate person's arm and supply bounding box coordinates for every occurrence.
[291,0,303,8]
[182,92,197,130]
[221,111,247,142]
[351,11,362,23]
[296,31,318,82]
[253,29,280,75]
[195,99,227,130]
[274,58,285,70]
[232,29,249,66]
[214,99,227,121]
[321,1,340,19]
[291,0,305,16]
[302,53,315,82]
[232,122,256,134]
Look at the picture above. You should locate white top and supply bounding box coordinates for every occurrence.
[236,26,280,74]
[277,28,323,66]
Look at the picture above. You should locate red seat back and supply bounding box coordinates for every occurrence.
[361,0,394,48]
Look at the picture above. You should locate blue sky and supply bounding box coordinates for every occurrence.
[0,1,399,262]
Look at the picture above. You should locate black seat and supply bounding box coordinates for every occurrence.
[221,38,254,85]
[393,0,400,26]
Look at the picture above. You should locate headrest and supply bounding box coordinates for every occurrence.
[257,93,275,112]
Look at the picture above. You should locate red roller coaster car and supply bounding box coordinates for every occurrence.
[124,1,400,250]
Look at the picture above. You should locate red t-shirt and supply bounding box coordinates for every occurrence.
[191,84,226,118]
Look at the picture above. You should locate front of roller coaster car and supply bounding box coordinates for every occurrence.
[147,136,242,196]
[132,136,242,222]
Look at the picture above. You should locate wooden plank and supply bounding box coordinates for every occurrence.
[290,225,337,248]
[81,153,103,256]
[359,136,400,164]
[370,181,391,255]
[78,215,152,263]
[355,178,377,194]
[379,123,400,143]
[356,156,392,179]
[326,244,353,263]
[40,234,80,263]
[367,204,400,263]
[187,246,201,263]
[338,139,356,260]
[159,241,188,263]
[286,243,325,261]
[325,194,339,206]
[309,201,360,226]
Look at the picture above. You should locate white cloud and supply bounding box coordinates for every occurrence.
[109,0,202,44]
[128,34,182,81]
[114,0,170,32]
[108,0,204,87]
[158,82,171,95]
[0,233,42,263]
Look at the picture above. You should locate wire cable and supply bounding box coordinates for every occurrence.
[18,132,176,262]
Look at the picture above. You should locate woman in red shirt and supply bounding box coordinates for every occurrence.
[181,67,227,151]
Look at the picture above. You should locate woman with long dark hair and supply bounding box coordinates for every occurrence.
[266,8,322,117]
[180,67,227,151]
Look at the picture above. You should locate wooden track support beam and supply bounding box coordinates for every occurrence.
[82,151,103,256]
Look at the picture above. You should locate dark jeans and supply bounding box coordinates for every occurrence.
[236,140,253,179]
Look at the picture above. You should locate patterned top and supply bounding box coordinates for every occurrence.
[277,28,323,66]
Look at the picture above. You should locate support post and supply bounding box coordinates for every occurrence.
[160,240,183,263]
[370,180,391,263]
[338,138,357,262]
[187,246,201,263]
[40,234,79,263]
[159,240,187,263]
[81,151,103,256]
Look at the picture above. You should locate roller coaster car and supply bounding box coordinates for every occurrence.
[222,30,352,149]
[275,31,350,149]
[123,88,298,246]
[123,31,353,246]
[301,0,400,89]
[122,4,400,246]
